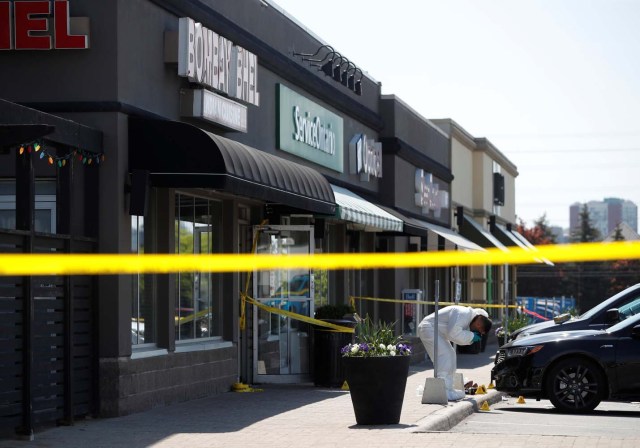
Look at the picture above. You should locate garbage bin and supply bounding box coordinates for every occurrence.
[457,340,481,354]
[311,319,356,387]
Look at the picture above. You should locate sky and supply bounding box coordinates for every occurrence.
[270,0,640,230]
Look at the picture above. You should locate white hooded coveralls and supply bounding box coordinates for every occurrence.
[417,305,489,400]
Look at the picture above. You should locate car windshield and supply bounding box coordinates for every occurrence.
[607,312,640,333]
[578,285,640,320]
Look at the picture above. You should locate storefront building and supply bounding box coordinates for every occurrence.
[0,0,421,434]
[0,0,521,437]
[376,97,484,344]
[431,119,520,319]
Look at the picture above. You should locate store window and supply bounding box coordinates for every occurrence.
[131,215,153,345]
[0,179,56,233]
[175,193,223,341]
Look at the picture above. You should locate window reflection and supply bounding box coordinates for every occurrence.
[175,193,222,341]
[0,179,56,233]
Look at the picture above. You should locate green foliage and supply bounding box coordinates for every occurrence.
[341,316,412,357]
[313,268,329,306]
[570,203,601,242]
[506,313,531,333]
[355,317,401,348]
[315,303,355,320]
[612,224,625,241]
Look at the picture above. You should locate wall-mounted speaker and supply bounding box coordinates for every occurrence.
[493,173,505,206]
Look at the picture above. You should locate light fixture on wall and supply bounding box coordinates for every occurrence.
[341,61,355,86]
[332,55,346,82]
[293,44,363,95]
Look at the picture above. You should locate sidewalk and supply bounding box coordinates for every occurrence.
[0,342,504,448]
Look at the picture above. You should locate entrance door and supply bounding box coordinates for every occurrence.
[253,225,314,383]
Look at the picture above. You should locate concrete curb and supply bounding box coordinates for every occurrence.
[412,389,507,432]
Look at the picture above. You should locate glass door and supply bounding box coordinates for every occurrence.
[253,225,314,383]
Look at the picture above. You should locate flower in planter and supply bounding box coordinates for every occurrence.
[341,316,412,357]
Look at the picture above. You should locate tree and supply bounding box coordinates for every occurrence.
[612,223,625,241]
[570,203,601,242]
[567,204,605,311]
[607,230,640,294]
[515,214,566,298]
[516,214,556,245]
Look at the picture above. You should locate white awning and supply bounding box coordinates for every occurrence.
[330,185,403,232]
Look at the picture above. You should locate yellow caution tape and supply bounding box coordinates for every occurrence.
[0,241,639,276]
[244,294,355,333]
[350,296,521,308]
[231,382,263,393]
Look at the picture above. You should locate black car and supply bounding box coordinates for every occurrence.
[492,311,640,413]
[509,283,640,341]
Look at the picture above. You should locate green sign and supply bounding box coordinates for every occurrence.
[277,84,343,173]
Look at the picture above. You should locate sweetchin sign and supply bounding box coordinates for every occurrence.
[277,84,344,173]
[0,1,89,50]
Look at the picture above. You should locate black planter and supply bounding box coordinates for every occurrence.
[311,319,356,387]
[343,356,411,425]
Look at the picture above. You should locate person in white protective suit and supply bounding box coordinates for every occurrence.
[418,305,492,401]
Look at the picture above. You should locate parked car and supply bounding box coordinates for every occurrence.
[509,283,640,342]
[492,311,640,413]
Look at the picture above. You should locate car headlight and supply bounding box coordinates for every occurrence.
[505,345,544,358]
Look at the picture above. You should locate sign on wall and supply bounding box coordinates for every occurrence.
[178,17,260,107]
[180,89,248,133]
[415,169,449,218]
[349,133,382,181]
[277,84,343,173]
[0,1,90,50]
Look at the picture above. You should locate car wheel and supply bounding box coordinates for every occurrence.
[545,358,605,413]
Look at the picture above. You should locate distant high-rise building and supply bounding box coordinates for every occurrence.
[569,198,638,238]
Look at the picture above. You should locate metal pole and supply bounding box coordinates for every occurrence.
[503,265,509,340]
[433,280,439,378]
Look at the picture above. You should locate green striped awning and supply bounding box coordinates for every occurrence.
[330,184,403,232]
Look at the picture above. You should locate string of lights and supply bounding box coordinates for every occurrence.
[17,140,105,167]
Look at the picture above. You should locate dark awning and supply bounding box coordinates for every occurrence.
[490,221,529,250]
[129,117,336,215]
[459,215,509,251]
[507,226,554,266]
[379,206,484,251]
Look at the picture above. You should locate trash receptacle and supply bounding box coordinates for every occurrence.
[457,340,481,354]
[311,319,356,387]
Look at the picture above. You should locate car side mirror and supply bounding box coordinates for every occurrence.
[605,308,620,324]
[632,325,640,339]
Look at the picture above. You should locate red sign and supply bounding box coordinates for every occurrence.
[0,1,89,50]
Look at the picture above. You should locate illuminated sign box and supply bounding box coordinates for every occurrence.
[180,89,248,133]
